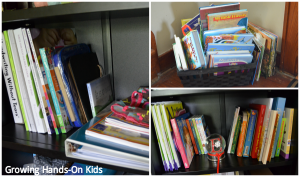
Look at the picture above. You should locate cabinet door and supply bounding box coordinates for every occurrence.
[281,2,298,76]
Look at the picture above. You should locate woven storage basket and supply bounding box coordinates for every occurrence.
[177,62,257,87]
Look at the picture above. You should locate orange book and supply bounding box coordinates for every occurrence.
[268,113,279,162]
[237,111,249,156]
[186,119,199,154]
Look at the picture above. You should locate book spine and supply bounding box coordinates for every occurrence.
[170,119,190,169]
[251,106,265,158]
[151,105,168,171]
[268,114,279,162]
[87,83,96,117]
[189,119,201,154]
[21,29,51,134]
[284,109,294,155]
[275,118,286,157]
[54,54,83,127]
[192,118,204,154]
[197,117,208,153]
[231,115,242,154]
[40,48,67,133]
[2,35,24,124]
[243,110,257,157]
[26,29,59,135]
[258,107,271,161]
[14,28,46,133]
[228,108,239,153]
[4,31,29,131]
[237,114,248,157]
[186,119,199,154]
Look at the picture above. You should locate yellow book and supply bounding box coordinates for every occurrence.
[181,18,193,27]
[161,101,183,131]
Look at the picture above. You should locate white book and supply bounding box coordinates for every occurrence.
[172,43,183,71]
[14,28,47,133]
[206,50,249,65]
[22,28,51,134]
[174,35,188,70]
[262,110,277,164]
[151,105,170,171]
[280,108,294,156]
[251,98,273,161]
[227,107,240,153]
[8,30,35,132]
[2,35,23,124]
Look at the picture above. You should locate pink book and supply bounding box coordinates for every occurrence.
[170,119,190,169]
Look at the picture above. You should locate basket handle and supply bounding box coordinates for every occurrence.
[182,24,193,36]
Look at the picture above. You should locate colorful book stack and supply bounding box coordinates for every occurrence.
[227,97,296,164]
[2,28,110,134]
[173,3,278,84]
[151,101,211,171]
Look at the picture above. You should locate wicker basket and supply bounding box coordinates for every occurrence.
[177,62,257,87]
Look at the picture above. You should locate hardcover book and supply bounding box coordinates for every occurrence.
[231,115,242,154]
[249,104,266,159]
[203,26,246,45]
[267,113,279,162]
[191,117,204,154]
[186,119,199,154]
[237,111,249,157]
[280,108,294,159]
[86,75,113,118]
[207,9,248,30]
[207,43,255,54]
[227,107,240,153]
[262,110,277,164]
[243,109,257,157]
[275,118,286,157]
[194,115,210,154]
[173,43,183,71]
[181,14,200,35]
[174,35,189,70]
[188,118,201,154]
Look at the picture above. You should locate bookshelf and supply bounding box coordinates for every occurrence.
[151,90,298,175]
[2,2,149,175]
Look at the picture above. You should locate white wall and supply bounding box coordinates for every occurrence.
[151,2,209,55]
[152,2,285,55]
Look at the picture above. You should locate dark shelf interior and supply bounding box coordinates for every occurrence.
[2,123,148,175]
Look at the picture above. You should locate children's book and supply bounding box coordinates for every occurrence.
[280,108,294,159]
[191,117,204,154]
[243,109,257,157]
[207,43,255,54]
[2,34,24,124]
[194,115,210,154]
[207,9,248,30]
[174,35,189,70]
[231,115,242,154]
[87,75,113,118]
[173,43,183,71]
[186,119,198,154]
[227,107,240,153]
[203,26,246,44]
[267,113,279,162]
[262,110,277,164]
[206,50,249,66]
[181,18,193,26]
[275,118,286,157]
[237,111,249,157]
[183,30,206,69]
[205,33,254,51]
[181,14,200,36]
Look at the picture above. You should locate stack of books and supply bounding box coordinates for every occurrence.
[2,28,112,134]
[174,3,278,81]
[151,101,210,171]
[227,97,296,164]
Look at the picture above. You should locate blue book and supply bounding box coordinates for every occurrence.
[243,109,257,157]
[207,43,255,54]
[189,119,202,154]
[271,97,286,158]
[182,14,200,35]
[52,44,91,127]
[203,26,246,43]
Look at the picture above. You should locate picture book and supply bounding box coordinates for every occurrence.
[191,117,204,154]
[207,9,248,30]
[181,18,192,26]
[210,54,253,76]
[175,113,194,166]
[174,35,189,70]
[271,97,286,158]
[199,3,240,30]
[227,107,240,153]
[173,43,183,71]
[205,33,254,51]
[251,30,266,81]
[237,111,249,157]
[280,108,294,159]
[2,35,24,124]
[275,118,286,157]
[26,29,59,134]
[14,28,47,133]
[231,115,242,154]
[194,115,209,154]
[267,113,279,162]
[183,30,206,69]
[206,50,249,66]
[6,30,35,132]
[186,119,199,154]
[249,104,266,159]
[207,43,255,54]
[203,26,247,44]
[181,14,200,36]
[243,109,257,157]
[86,115,149,151]
[251,39,263,85]
[262,110,277,164]
[161,101,183,132]
[286,109,297,159]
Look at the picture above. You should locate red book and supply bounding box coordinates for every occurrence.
[170,119,190,169]
[249,104,266,159]
[186,119,199,154]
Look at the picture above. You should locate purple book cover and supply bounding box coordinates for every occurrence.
[213,61,249,76]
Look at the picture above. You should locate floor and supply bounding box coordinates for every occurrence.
[152,67,295,88]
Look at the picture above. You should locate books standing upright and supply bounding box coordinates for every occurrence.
[242,109,257,157]
[262,110,277,164]
[280,108,295,159]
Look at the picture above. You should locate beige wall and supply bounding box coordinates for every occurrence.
[152,2,285,55]
[151,2,209,55]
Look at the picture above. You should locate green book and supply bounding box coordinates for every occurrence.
[231,115,242,154]
[3,31,29,131]
[275,118,286,157]
[192,118,204,154]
